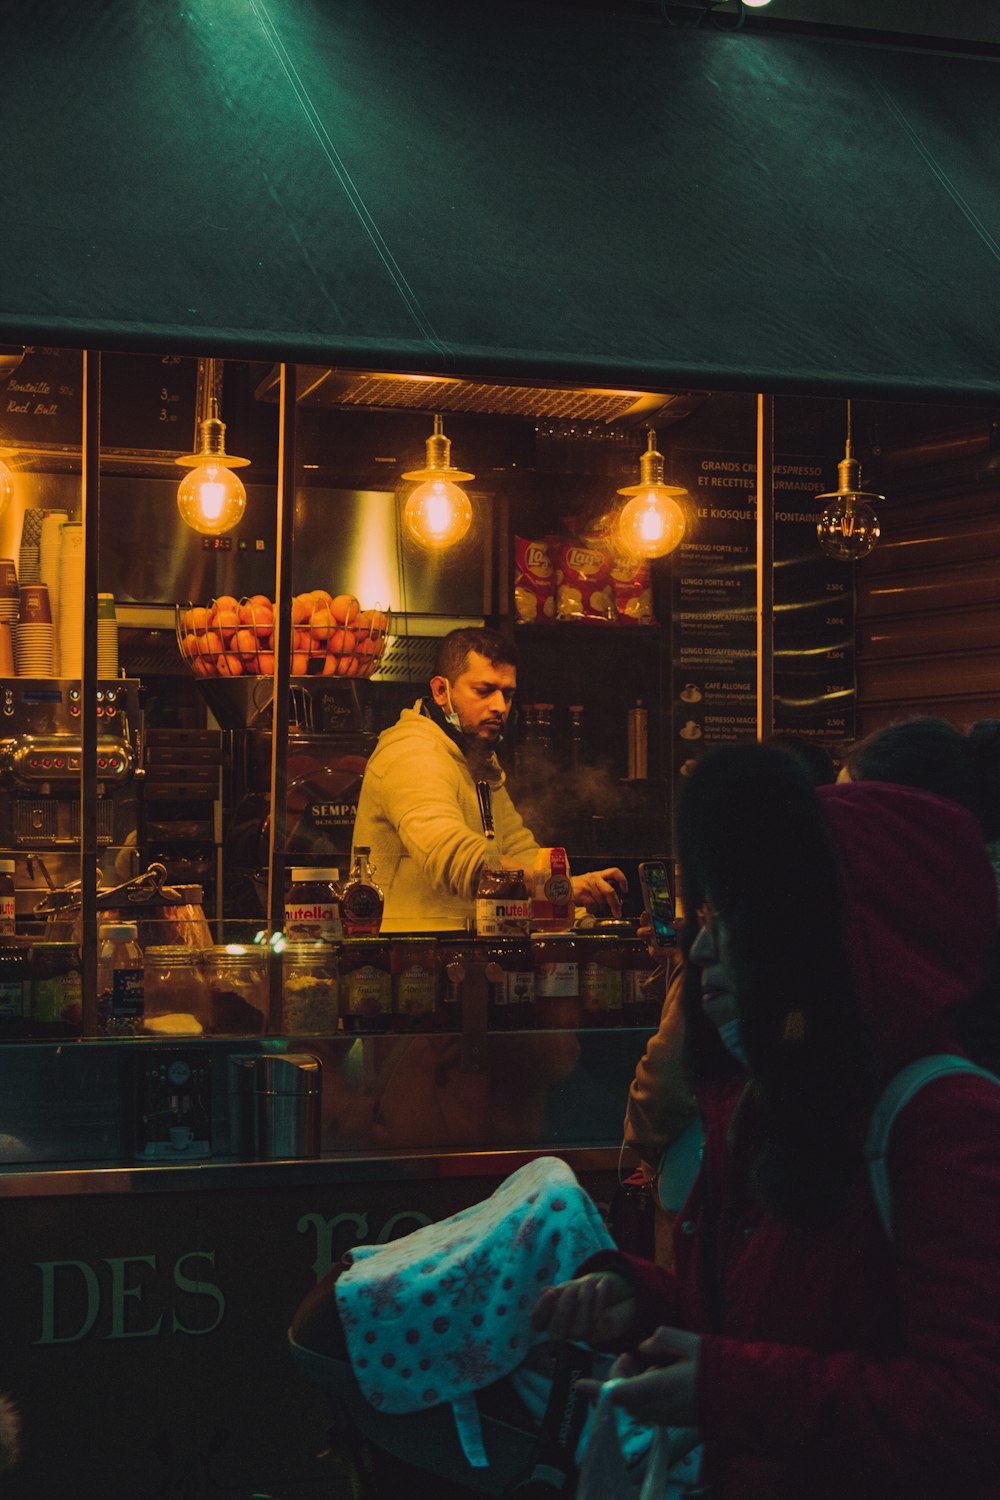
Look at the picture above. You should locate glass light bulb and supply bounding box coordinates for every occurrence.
[403,477,472,549]
[817,497,880,561]
[177,461,247,536]
[617,486,686,559]
[0,458,14,522]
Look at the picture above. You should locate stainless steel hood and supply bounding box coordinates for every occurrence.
[254,366,703,427]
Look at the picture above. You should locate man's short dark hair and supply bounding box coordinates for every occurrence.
[432,627,517,684]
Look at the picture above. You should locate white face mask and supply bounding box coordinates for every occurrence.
[441,683,463,733]
[716,1017,749,1068]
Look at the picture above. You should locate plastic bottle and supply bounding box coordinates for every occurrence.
[98,921,144,1036]
[530,847,574,932]
[567,705,585,772]
[340,847,384,936]
[0,860,15,936]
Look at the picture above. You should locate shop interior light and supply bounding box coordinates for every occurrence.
[615,429,688,559]
[175,360,250,536]
[401,414,474,549]
[815,401,883,562]
[0,455,14,522]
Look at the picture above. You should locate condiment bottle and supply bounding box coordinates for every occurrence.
[486,937,535,1029]
[0,860,15,936]
[339,938,392,1033]
[392,936,442,1031]
[475,868,531,937]
[29,942,82,1037]
[340,847,384,936]
[530,847,574,932]
[97,921,145,1036]
[285,866,343,941]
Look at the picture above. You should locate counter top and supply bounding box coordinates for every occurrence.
[0,1144,624,1197]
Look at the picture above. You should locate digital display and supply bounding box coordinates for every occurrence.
[20,691,62,704]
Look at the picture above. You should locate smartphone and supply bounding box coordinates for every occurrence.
[638,860,677,946]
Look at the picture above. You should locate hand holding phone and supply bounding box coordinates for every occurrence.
[638,860,677,948]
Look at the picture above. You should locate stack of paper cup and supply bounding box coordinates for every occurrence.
[15,584,55,676]
[58,524,85,678]
[0,561,17,677]
[39,511,67,675]
[18,509,43,586]
[97,593,118,678]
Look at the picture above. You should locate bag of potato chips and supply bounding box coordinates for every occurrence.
[554,537,617,623]
[610,553,657,625]
[514,536,556,625]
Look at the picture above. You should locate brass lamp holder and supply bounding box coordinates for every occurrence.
[401,414,474,484]
[175,398,250,473]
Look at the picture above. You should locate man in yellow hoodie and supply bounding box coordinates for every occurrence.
[352,627,625,931]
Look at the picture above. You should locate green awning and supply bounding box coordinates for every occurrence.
[4,0,1000,398]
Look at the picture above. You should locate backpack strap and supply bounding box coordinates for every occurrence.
[864,1053,998,1240]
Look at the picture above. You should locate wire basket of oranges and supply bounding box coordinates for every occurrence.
[176,592,391,679]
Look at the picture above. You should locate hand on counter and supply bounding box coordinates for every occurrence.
[570,867,628,917]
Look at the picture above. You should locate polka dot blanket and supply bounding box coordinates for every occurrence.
[335,1155,614,1466]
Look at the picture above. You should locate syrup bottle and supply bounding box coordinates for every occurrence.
[341,847,385,936]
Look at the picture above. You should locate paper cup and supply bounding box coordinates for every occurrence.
[0,623,14,676]
[19,584,52,624]
[0,560,17,599]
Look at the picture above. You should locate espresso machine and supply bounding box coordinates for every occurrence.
[0,678,143,915]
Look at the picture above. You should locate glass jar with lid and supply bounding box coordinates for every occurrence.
[29,941,83,1037]
[392,936,442,1031]
[577,933,624,1026]
[339,938,392,1033]
[531,933,579,1029]
[144,945,210,1033]
[203,944,268,1034]
[281,940,339,1034]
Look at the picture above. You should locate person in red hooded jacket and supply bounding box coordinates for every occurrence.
[534,741,1000,1499]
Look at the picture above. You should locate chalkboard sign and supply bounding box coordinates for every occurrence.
[0,345,82,451]
[0,347,199,459]
[101,351,199,454]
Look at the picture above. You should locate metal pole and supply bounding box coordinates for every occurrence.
[80,352,100,1035]
[756,393,775,740]
[265,363,296,1031]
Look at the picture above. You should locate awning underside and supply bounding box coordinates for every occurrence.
[5,0,1000,399]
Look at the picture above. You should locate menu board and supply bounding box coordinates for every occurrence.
[0,347,198,457]
[669,450,855,784]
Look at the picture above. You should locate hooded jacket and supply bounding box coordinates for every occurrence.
[588,782,1000,1498]
[352,703,539,931]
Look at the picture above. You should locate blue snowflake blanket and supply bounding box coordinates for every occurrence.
[335,1155,615,1467]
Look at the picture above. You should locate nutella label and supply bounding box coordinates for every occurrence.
[284,900,343,941]
[476,898,531,938]
[0,894,15,933]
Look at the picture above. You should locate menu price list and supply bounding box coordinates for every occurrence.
[669,452,856,785]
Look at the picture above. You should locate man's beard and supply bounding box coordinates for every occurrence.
[464,731,501,775]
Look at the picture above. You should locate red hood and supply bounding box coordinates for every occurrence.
[818,781,996,1064]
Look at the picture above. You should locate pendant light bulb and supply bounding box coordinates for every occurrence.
[402,415,474,549]
[815,403,883,562]
[615,430,687,559]
[175,393,250,536]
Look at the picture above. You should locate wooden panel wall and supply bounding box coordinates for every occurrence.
[855,428,1000,735]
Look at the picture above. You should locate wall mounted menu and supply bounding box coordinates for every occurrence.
[0,347,198,457]
[669,450,855,786]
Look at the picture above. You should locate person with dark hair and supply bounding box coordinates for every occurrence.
[534,742,1000,1498]
[842,713,1000,1071]
[763,730,837,785]
[352,626,625,930]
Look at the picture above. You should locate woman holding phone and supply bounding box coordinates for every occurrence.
[535,742,1000,1499]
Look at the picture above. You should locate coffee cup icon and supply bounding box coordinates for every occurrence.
[679,720,703,741]
[169,1125,195,1150]
[680,684,702,704]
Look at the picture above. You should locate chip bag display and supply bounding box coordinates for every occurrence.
[610,552,657,625]
[514,536,556,624]
[554,537,617,623]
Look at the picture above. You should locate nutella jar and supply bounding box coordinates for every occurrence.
[577,933,623,1026]
[339,938,392,1033]
[531,933,580,1029]
[475,868,531,937]
[392,936,442,1031]
[486,938,535,1029]
[285,867,343,942]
